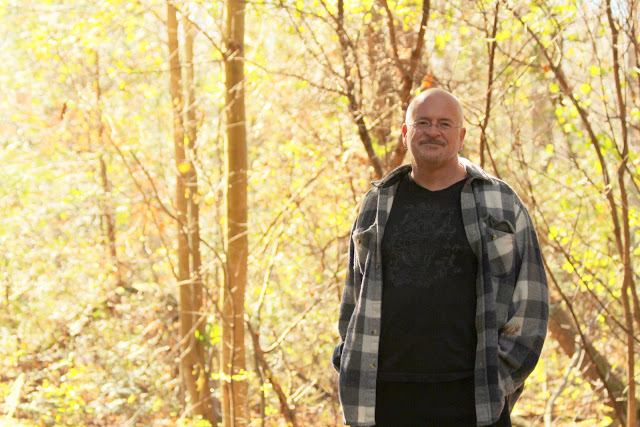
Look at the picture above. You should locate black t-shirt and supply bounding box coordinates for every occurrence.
[376,173,479,420]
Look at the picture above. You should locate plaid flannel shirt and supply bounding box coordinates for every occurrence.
[332,159,548,426]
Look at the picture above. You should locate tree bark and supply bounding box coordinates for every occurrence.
[93,51,124,289]
[247,321,297,426]
[222,0,249,425]
[479,1,499,170]
[183,10,218,423]
[167,3,217,424]
[547,302,629,419]
[386,0,431,171]
[335,0,384,179]
[605,2,637,424]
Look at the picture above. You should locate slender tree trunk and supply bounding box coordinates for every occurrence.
[547,301,630,418]
[183,11,219,423]
[386,0,430,171]
[247,321,297,426]
[167,0,192,413]
[479,0,499,170]
[335,0,383,179]
[222,0,248,425]
[93,52,124,288]
[166,3,217,424]
[605,2,637,424]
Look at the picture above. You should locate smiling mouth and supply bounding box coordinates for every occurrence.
[419,138,445,146]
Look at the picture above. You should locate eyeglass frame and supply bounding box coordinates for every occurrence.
[406,119,463,133]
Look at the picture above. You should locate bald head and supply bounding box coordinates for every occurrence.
[405,88,464,126]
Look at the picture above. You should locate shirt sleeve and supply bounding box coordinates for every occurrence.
[497,202,549,397]
[332,220,358,372]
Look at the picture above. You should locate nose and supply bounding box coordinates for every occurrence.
[426,124,441,136]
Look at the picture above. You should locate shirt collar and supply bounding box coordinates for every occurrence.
[371,158,494,189]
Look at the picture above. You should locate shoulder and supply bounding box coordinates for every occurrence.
[357,165,411,217]
[360,187,378,209]
[351,166,410,233]
[353,188,379,230]
[462,159,528,217]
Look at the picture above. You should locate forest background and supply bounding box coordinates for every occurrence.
[1,0,639,426]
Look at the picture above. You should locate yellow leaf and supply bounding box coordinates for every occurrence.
[496,30,511,42]
[580,83,591,95]
[178,162,191,174]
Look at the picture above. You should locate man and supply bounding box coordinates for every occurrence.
[332,88,548,426]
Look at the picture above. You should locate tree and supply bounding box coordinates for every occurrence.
[3,0,640,425]
[166,2,217,423]
[222,0,249,424]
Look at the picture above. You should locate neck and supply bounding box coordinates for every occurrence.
[410,159,467,191]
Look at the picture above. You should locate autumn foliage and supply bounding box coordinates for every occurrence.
[1,0,639,426]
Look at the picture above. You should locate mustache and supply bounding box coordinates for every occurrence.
[418,137,446,146]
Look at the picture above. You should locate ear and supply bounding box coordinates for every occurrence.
[457,127,466,152]
[402,123,408,149]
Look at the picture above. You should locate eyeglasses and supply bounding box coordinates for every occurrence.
[407,120,462,132]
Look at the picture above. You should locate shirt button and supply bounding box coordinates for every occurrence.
[492,234,498,240]
[372,330,377,335]
[370,363,376,369]
[375,264,380,269]
[357,238,361,244]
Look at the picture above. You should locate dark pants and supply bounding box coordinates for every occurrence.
[373,380,511,427]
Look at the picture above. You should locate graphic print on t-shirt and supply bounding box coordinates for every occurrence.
[381,176,471,289]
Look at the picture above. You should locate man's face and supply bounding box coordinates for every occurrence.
[402,92,466,169]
